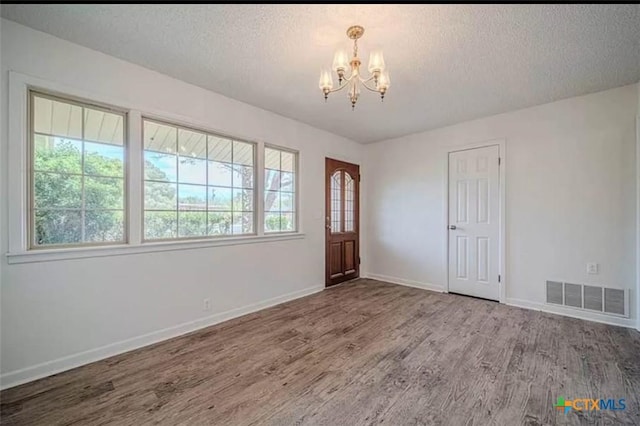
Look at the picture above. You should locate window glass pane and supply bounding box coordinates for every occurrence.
[144,151,177,182]
[280,171,294,192]
[34,172,82,209]
[265,169,280,191]
[265,213,281,232]
[233,165,254,189]
[144,211,177,240]
[85,176,124,210]
[331,171,342,233]
[34,136,82,174]
[281,213,295,232]
[281,151,295,172]
[84,108,124,145]
[208,161,232,187]
[34,209,82,245]
[208,212,232,235]
[345,173,355,232]
[281,192,294,212]
[208,136,232,163]
[264,147,297,233]
[208,186,232,211]
[33,96,82,139]
[265,191,281,212]
[178,157,207,185]
[178,128,207,160]
[178,211,207,238]
[233,141,254,166]
[178,184,207,211]
[145,182,177,210]
[85,210,124,242]
[265,148,280,170]
[233,188,254,212]
[84,142,124,177]
[233,212,253,234]
[144,120,177,154]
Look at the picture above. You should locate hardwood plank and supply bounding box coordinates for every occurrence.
[1,279,638,425]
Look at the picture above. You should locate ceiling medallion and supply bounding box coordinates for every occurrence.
[318,25,390,110]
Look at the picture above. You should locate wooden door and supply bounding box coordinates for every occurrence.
[448,145,500,300]
[325,158,360,287]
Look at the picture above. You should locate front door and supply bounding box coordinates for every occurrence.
[448,145,500,300]
[325,158,360,287]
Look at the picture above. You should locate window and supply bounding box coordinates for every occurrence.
[264,146,297,233]
[16,80,303,261]
[330,170,356,233]
[143,118,255,240]
[30,91,126,248]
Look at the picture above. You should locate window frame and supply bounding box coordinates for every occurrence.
[27,89,130,250]
[6,72,304,264]
[263,143,300,234]
[141,116,258,243]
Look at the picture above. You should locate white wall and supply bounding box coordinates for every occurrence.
[365,84,638,326]
[0,20,365,388]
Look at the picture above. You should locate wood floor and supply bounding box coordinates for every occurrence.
[1,279,639,425]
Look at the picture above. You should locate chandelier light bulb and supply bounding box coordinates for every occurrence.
[332,50,349,72]
[378,71,391,90]
[368,50,386,74]
[318,69,333,90]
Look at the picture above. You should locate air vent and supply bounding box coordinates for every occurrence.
[546,281,563,305]
[604,288,625,316]
[545,281,628,318]
[583,285,602,311]
[564,283,582,308]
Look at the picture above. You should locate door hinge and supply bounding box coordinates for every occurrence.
[358,257,361,265]
[498,157,501,165]
[358,174,361,182]
[498,274,501,283]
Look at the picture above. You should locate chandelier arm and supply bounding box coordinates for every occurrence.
[358,73,376,83]
[342,72,356,82]
[328,81,352,94]
[360,80,381,93]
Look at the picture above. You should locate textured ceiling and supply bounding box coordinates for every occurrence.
[2,4,639,143]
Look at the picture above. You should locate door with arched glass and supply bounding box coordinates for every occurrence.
[325,158,360,286]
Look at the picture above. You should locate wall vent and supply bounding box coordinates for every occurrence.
[583,285,602,311]
[564,283,582,308]
[545,281,628,318]
[546,281,563,305]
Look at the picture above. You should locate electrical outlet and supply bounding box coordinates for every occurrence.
[586,263,599,275]
[203,298,211,311]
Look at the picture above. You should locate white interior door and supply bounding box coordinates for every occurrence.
[448,145,500,301]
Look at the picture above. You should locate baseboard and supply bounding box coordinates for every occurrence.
[0,285,324,390]
[505,298,637,329]
[367,273,445,293]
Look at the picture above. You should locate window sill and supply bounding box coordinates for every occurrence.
[6,233,306,264]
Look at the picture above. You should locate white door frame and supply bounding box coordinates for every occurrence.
[443,138,506,303]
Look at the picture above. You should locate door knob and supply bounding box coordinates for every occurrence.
[448,225,457,230]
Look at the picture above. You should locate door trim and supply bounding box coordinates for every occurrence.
[443,139,506,303]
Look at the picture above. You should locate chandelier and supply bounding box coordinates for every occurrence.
[318,25,390,110]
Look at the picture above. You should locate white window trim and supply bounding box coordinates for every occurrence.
[6,71,304,264]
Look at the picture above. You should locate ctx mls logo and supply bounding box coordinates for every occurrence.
[554,397,626,413]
